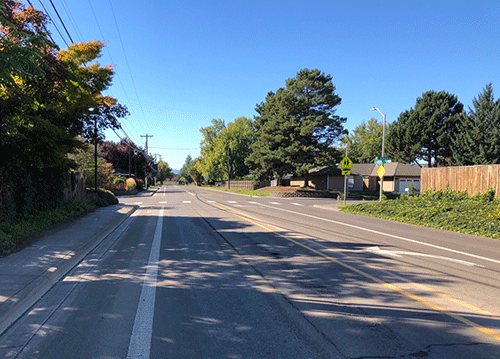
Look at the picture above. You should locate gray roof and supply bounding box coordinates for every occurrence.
[369,162,421,177]
[306,162,421,177]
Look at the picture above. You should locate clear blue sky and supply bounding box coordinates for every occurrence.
[35,0,500,170]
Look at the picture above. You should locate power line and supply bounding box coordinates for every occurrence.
[47,0,74,44]
[28,0,64,46]
[108,0,152,133]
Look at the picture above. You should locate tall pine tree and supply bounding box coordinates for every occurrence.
[247,69,346,185]
[452,83,500,165]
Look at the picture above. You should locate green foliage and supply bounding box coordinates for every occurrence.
[86,188,119,207]
[341,188,500,239]
[157,161,173,183]
[247,68,347,183]
[451,83,500,165]
[198,117,255,182]
[386,91,463,167]
[0,203,93,255]
[341,118,383,163]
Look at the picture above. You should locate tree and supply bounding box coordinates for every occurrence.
[451,83,500,165]
[342,118,383,163]
[0,0,128,220]
[198,119,226,182]
[386,90,463,167]
[386,110,422,165]
[247,68,346,185]
[157,161,173,183]
[179,155,194,183]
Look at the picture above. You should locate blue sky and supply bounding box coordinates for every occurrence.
[35,0,500,169]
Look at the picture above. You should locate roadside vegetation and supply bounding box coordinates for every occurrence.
[340,188,500,239]
[0,188,119,256]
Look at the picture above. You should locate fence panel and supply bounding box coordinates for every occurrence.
[421,165,500,197]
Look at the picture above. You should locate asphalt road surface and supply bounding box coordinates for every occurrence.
[1,185,499,358]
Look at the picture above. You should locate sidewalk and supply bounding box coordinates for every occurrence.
[0,203,136,335]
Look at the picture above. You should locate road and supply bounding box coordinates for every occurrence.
[1,185,499,358]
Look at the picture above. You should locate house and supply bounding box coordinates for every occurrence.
[290,162,421,193]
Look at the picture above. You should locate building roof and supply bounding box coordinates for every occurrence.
[305,163,421,177]
[369,162,421,177]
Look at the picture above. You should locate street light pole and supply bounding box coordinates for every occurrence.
[371,107,386,201]
[89,108,98,195]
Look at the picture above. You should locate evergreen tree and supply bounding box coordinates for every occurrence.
[386,91,462,167]
[452,83,500,165]
[247,68,346,184]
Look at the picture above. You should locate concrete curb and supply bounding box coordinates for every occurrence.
[0,204,136,335]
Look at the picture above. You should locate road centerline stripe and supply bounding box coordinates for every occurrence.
[127,207,164,359]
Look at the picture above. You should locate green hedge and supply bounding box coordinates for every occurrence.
[0,203,93,255]
[340,188,500,239]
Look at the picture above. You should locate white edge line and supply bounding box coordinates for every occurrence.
[255,203,500,265]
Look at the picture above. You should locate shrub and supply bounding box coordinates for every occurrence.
[86,188,119,207]
[126,178,137,191]
[113,177,126,184]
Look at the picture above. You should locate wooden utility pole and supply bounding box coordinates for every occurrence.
[141,134,153,189]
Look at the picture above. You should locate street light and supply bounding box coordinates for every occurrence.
[89,107,98,195]
[371,107,386,201]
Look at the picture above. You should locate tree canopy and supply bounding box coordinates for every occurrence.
[247,68,346,183]
[386,90,463,167]
[342,118,383,163]
[0,0,127,221]
[451,83,500,165]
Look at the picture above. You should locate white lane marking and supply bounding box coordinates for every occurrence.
[188,192,196,196]
[254,202,500,266]
[365,246,483,267]
[248,201,259,204]
[207,200,216,203]
[227,201,237,204]
[291,203,303,206]
[134,202,143,205]
[183,201,191,203]
[158,201,167,204]
[127,207,164,359]
[269,202,280,205]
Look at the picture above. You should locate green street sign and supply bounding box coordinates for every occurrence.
[375,156,391,164]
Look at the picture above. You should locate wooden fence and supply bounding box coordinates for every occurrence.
[421,165,500,197]
[224,180,255,190]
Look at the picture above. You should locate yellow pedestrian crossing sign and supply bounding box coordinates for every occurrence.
[340,156,353,170]
[342,170,351,176]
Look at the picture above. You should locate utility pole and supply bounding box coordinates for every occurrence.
[141,134,153,189]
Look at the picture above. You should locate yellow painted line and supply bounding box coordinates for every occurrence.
[212,201,500,342]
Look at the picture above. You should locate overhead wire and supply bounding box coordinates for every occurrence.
[29,0,66,46]
[47,0,74,44]
[84,0,146,143]
[108,0,152,134]
[59,0,84,42]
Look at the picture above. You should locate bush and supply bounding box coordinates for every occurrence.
[113,177,126,184]
[86,188,119,207]
[0,203,93,255]
[126,178,137,191]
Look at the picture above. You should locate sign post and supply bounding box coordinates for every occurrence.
[340,156,353,205]
[374,157,390,201]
